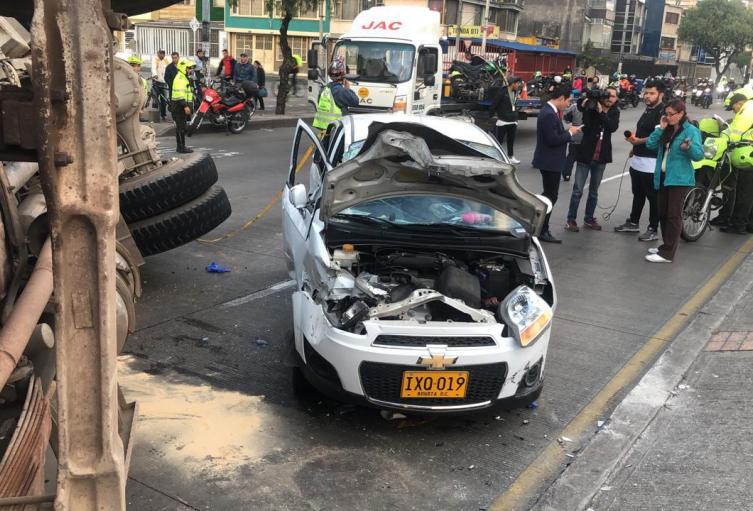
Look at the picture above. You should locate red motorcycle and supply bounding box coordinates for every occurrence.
[188,82,255,135]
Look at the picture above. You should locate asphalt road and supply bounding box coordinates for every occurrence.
[122,102,749,511]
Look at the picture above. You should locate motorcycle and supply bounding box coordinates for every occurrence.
[188,81,255,135]
[448,55,507,102]
[690,87,700,106]
[701,88,713,109]
[617,89,639,109]
[682,115,753,241]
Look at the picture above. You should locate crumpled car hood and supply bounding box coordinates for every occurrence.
[319,123,547,235]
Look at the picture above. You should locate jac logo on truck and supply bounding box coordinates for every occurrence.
[361,20,403,31]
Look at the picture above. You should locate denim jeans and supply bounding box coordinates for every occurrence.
[567,161,606,221]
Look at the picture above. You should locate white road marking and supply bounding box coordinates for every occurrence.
[220,279,295,309]
[602,171,629,183]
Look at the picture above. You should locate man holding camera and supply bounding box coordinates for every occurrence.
[564,87,619,231]
[614,80,665,240]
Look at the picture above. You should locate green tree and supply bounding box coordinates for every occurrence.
[678,0,753,84]
[265,0,319,114]
[579,40,615,73]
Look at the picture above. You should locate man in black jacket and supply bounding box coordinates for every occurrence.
[615,80,665,241]
[164,51,179,100]
[490,76,523,164]
[564,87,619,232]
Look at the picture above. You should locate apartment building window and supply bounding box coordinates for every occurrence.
[664,12,679,24]
[236,34,254,56]
[231,0,269,16]
[276,36,312,63]
[494,9,518,34]
[294,2,319,19]
[212,0,223,7]
[333,0,361,20]
[256,35,273,50]
[660,36,675,49]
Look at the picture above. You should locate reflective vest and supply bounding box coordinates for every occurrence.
[727,99,753,170]
[312,85,342,130]
[171,72,193,102]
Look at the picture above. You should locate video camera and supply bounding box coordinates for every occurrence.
[583,88,611,110]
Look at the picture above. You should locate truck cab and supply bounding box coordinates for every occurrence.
[308,6,443,116]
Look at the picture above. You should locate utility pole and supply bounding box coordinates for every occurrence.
[200,0,210,57]
[455,0,463,57]
[480,0,491,54]
[318,0,323,40]
[617,0,632,74]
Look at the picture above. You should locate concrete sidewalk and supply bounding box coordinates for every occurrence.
[534,246,753,511]
[146,92,313,138]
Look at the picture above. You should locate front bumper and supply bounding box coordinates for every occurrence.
[292,291,550,413]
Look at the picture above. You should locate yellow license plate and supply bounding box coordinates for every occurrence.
[400,371,469,398]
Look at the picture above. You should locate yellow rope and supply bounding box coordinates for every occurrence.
[197,144,314,244]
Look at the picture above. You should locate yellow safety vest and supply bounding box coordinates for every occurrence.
[171,72,193,102]
[312,86,343,130]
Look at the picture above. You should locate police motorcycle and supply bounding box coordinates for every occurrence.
[448,55,508,102]
[681,116,753,241]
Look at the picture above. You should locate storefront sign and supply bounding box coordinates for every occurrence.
[447,25,500,39]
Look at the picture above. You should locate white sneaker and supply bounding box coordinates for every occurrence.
[645,253,672,263]
[510,156,521,165]
[648,248,659,254]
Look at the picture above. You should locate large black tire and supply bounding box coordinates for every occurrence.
[128,185,232,256]
[119,153,218,223]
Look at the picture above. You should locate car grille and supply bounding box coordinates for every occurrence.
[359,361,507,407]
[373,335,496,348]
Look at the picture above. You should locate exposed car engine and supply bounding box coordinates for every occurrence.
[323,245,547,334]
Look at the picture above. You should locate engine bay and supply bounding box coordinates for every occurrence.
[320,244,549,334]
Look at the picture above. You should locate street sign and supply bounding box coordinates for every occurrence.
[189,17,200,33]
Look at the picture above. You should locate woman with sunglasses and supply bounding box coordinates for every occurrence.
[644,99,704,263]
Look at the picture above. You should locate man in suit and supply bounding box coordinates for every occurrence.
[532,85,582,243]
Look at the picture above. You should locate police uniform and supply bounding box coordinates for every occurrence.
[171,59,195,153]
[723,88,753,232]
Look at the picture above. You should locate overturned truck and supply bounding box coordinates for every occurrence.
[0,1,229,509]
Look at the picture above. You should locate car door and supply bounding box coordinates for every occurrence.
[282,120,331,284]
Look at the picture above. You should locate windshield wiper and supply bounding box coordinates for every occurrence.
[332,214,396,228]
[407,223,515,237]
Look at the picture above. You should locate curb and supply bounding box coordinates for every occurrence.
[531,243,753,511]
[148,114,314,138]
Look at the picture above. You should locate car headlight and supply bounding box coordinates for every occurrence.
[500,286,552,348]
[703,139,718,159]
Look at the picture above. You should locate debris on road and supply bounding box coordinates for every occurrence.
[206,261,231,273]
[380,410,407,420]
[597,420,605,428]
[522,419,530,425]
[527,401,539,409]
[255,339,269,347]
[558,436,573,444]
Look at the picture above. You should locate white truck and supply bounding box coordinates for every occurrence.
[307,6,455,116]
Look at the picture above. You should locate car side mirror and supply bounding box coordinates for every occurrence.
[307,48,318,69]
[536,194,553,214]
[290,183,308,209]
[308,68,319,81]
[424,74,436,87]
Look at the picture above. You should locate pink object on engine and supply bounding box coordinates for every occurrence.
[461,212,492,224]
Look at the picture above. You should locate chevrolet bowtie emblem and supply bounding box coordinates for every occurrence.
[417,353,458,369]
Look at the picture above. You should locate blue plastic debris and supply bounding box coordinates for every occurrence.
[206,261,230,273]
[527,401,539,410]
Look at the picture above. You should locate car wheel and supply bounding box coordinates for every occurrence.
[128,184,232,256]
[119,153,218,223]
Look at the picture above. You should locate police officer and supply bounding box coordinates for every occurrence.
[127,55,148,108]
[312,59,359,132]
[171,58,196,154]
[720,88,753,234]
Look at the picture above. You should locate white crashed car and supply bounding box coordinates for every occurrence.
[282,115,556,413]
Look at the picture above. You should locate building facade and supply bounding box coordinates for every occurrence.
[582,0,615,50]
[516,0,588,51]
[441,0,524,43]
[610,0,645,56]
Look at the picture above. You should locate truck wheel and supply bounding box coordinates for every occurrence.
[128,185,232,256]
[119,153,218,223]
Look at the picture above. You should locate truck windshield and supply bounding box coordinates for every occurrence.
[333,41,415,83]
